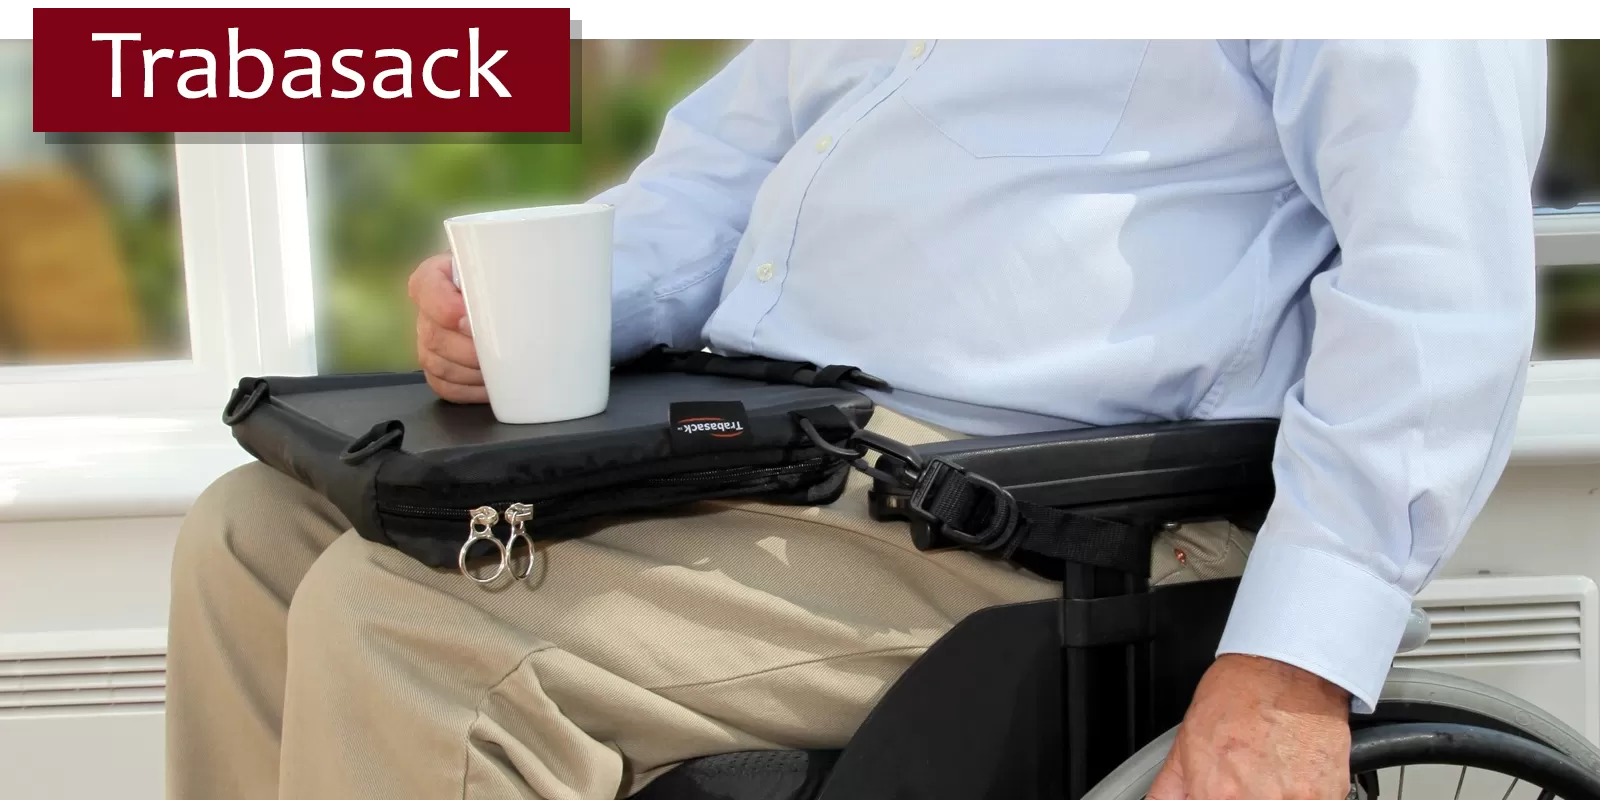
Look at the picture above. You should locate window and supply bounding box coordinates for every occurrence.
[1538,40,1600,210]
[1533,40,1600,362]
[0,40,315,420]
[1537,266,1600,359]
[0,42,187,366]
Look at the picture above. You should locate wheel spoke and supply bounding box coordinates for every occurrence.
[1398,765,1406,800]
[1455,766,1467,800]
[1500,776,1519,800]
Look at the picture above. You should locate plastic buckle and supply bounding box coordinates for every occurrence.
[850,428,923,474]
[795,415,923,489]
[906,459,1021,552]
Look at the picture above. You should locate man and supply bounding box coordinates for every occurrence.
[166,40,1548,800]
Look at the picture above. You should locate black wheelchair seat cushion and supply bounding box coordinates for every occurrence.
[634,750,840,800]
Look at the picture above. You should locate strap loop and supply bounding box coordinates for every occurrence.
[222,380,268,425]
[342,420,405,465]
[625,345,890,391]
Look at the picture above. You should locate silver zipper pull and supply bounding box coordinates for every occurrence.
[459,505,508,584]
[471,505,500,530]
[503,503,533,525]
[504,502,536,581]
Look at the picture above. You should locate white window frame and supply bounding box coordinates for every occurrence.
[0,135,317,520]
[1517,209,1600,462]
[0,134,318,417]
[2,137,1600,521]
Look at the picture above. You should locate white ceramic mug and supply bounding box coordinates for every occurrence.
[444,203,614,424]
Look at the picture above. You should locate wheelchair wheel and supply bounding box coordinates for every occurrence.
[1369,668,1600,774]
[1082,669,1600,800]
[1349,723,1600,800]
[1085,723,1600,800]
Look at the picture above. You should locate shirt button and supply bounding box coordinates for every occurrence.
[910,40,926,58]
[815,135,832,153]
[755,263,776,282]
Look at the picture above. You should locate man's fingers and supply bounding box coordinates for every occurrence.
[411,258,469,330]
[407,254,482,406]
[1146,756,1186,800]
[417,316,481,369]
[419,347,484,387]
[407,253,454,299]
[426,373,489,405]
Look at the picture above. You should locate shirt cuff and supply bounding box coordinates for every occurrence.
[1215,535,1414,714]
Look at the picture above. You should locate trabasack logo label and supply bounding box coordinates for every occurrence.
[32,7,572,133]
[675,418,747,439]
[668,401,753,454]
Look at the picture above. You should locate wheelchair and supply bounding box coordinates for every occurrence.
[632,418,1600,800]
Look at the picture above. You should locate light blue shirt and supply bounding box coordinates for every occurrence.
[590,40,1548,713]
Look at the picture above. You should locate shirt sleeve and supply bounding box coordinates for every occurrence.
[1218,40,1549,713]
[587,40,796,363]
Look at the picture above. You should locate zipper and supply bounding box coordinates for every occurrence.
[380,458,830,523]
[384,455,835,576]
[630,460,826,486]
[383,503,477,519]
[427,457,832,583]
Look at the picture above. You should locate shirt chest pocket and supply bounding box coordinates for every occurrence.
[899,40,1149,158]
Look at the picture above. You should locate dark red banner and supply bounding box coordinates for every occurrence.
[33,7,572,133]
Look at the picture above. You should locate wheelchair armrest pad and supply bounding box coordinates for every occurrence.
[905,419,1280,511]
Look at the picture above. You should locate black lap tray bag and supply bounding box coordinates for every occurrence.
[221,347,882,570]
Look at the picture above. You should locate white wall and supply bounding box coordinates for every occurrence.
[1451,464,1600,579]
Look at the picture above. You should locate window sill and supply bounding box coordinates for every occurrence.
[1514,361,1600,464]
[2,375,1598,524]
[0,409,252,523]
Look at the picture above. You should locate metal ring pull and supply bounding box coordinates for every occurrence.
[459,506,507,585]
[504,503,537,581]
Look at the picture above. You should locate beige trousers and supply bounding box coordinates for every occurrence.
[165,407,1252,800]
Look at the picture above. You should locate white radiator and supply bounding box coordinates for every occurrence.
[0,629,167,800]
[1397,574,1599,744]
[1373,575,1599,800]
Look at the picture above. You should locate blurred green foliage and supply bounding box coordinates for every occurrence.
[1,131,187,363]
[110,137,187,355]
[1546,40,1600,207]
[312,40,740,373]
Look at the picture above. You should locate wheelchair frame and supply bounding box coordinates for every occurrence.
[863,418,1284,797]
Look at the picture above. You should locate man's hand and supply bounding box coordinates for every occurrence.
[408,253,488,404]
[1149,654,1351,800]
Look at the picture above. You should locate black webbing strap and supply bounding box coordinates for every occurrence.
[624,345,890,390]
[793,416,1151,575]
[905,458,1149,574]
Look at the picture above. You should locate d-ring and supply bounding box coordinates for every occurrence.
[459,505,508,585]
[503,503,536,581]
[459,535,509,584]
[506,530,535,580]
